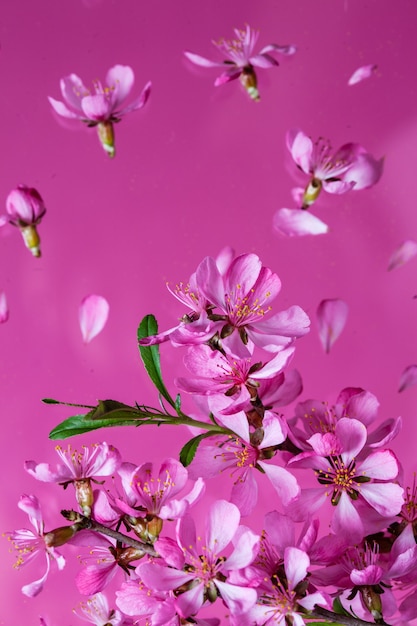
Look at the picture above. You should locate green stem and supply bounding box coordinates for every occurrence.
[309,606,391,626]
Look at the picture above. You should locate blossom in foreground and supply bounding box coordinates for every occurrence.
[5,185,47,257]
[316,298,349,353]
[288,418,404,541]
[6,495,66,597]
[73,591,134,625]
[48,65,151,157]
[286,128,384,209]
[139,500,259,618]
[184,25,295,101]
[25,442,121,515]
[348,64,377,86]
[79,294,110,343]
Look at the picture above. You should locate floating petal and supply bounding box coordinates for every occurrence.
[0,292,9,323]
[79,295,109,343]
[388,240,417,271]
[273,208,328,237]
[317,298,349,353]
[348,64,377,86]
[398,365,417,393]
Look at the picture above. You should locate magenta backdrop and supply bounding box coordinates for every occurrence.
[1,0,417,623]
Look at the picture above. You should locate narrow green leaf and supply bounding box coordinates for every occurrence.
[332,597,351,616]
[137,315,175,408]
[42,398,61,404]
[179,432,216,467]
[175,394,181,413]
[49,412,142,440]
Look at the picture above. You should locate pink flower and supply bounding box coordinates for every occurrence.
[184,25,295,101]
[5,495,66,597]
[288,418,404,541]
[286,129,384,208]
[48,65,151,157]
[138,500,259,618]
[73,592,133,625]
[5,185,47,257]
[175,344,295,414]
[196,253,310,356]
[25,442,121,515]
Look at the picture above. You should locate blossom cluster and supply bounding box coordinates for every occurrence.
[6,250,417,626]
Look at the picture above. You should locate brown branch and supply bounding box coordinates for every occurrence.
[310,606,391,626]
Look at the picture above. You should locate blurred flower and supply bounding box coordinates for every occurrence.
[398,364,417,392]
[79,294,110,343]
[348,64,377,86]
[73,591,134,625]
[388,240,417,271]
[48,65,151,157]
[0,291,9,323]
[184,25,295,101]
[5,185,47,257]
[5,494,66,597]
[316,298,349,353]
[286,129,384,208]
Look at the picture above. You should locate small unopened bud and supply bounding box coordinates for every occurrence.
[206,581,218,603]
[75,479,94,516]
[302,178,322,209]
[146,515,163,542]
[97,121,115,158]
[44,524,77,548]
[6,185,47,257]
[240,66,260,101]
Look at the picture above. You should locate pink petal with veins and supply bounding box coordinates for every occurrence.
[317,298,348,353]
[398,364,417,392]
[348,64,377,86]
[388,240,417,271]
[273,208,328,237]
[79,294,109,343]
[0,292,9,323]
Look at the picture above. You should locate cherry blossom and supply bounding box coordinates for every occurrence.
[48,65,151,157]
[184,25,295,101]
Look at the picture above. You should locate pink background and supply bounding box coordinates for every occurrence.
[1,0,417,623]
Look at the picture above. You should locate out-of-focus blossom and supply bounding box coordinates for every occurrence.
[79,294,110,343]
[73,591,134,625]
[0,291,9,323]
[286,129,384,209]
[5,185,47,257]
[5,495,66,597]
[388,240,417,271]
[138,500,259,617]
[273,207,329,236]
[398,364,417,392]
[184,25,296,101]
[25,442,121,515]
[348,64,377,86]
[316,298,349,353]
[48,65,151,157]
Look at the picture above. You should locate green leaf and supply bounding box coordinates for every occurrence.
[179,432,216,467]
[332,597,351,617]
[49,400,156,440]
[137,315,175,408]
[175,394,181,413]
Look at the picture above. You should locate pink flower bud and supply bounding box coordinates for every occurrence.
[6,185,47,257]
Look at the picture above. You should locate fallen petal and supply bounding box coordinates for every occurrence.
[317,298,349,353]
[348,64,377,86]
[273,208,328,236]
[0,292,9,323]
[398,365,417,393]
[79,295,109,343]
[388,240,417,271]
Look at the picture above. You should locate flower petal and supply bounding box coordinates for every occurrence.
[348,64,377,86]
[105,65,135,108]
[343,153,384,190]
[316,298,348,353]
[79,294,109,343]
[183,51,224,68]
[48,96,81,119]
[273,208,329,237]
[0,291,9,323]
[398,364,417,392]
[388,240,417,271]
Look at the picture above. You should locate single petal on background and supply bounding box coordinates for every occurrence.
[273,208,328,237]
[183,51,224,68]
[398,364,417,392]
[388,240,417,271]
[348,64,377,85]
[0,291,9,323]
[79,295,109,343]
[317,298,349,353]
